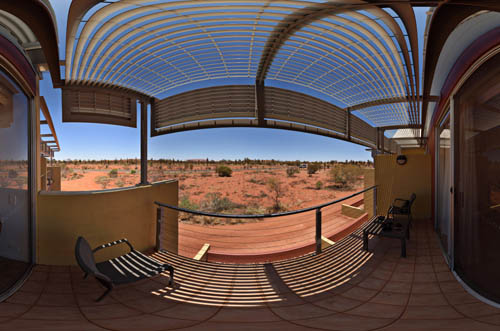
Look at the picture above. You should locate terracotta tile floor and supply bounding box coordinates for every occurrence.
[1,220,500,330]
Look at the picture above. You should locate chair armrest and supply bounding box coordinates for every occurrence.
[93,238,133,253]
[392,199,409,207]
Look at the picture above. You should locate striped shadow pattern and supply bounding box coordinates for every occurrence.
[149,221,375,307]
[75,237,175,302]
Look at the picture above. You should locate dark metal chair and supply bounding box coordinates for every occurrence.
[75,236,174,302]
[387,193,416,227]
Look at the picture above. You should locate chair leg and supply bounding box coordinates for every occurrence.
[167,265,174,286]
[96,287,112,302]
[83,272,88,279]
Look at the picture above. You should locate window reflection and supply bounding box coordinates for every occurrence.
[0,69,31,295]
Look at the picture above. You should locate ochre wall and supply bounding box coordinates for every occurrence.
[364,168,375,218]
[375,148,431,221]
[37,181,178,265]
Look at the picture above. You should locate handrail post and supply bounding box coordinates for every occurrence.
[373,186,377,216]
[156,207,162,251]
[316,208,322,255]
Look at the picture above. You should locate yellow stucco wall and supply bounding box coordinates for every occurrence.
[364,168,375,218]
[375,148,431,221]
[37,180,178,265]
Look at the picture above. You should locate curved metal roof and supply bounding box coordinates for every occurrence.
[65,0,422,128]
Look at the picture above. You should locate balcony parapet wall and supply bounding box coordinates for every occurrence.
[36,180,178,265]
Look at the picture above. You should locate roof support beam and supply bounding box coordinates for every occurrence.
[140,101,148,185]
[346,109,351,141]
[347,97,410,112]
[378,124,421,131]
[255,81,265,127]
[346,95,438,112]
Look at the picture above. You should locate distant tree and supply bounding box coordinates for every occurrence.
[307,163,321,175]
[267,177,285,212]
[329,164,363,189]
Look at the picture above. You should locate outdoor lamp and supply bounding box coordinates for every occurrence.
[396,155,407,165]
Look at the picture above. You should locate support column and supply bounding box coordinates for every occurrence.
[255,81,265,127]
[346,108,351,140]
[140,100,148,185]
[315,208,322,255]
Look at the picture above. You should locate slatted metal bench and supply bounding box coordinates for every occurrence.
[75,236,174,301]
[363,216,409,257]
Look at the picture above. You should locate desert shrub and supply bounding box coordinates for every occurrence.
[95,176,111,189]
[201,192,240,212]
[248,177,265,185]
[307,163,321,175]
[267,177,285,212]
[316,181,323,190]
[215,165,232,177]
[286,166,299,177]
[109,169,118,178]
[201,172,211,177]
[329,164,363,188]
[244,205,267,215]
[115,179,124,187]
[179,195,199,210]
[179,184,186,190]
[130,169,136,174]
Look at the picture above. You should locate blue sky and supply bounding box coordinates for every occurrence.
[42,1,428,162]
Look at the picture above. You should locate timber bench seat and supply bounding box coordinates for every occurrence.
[363,216,409,257]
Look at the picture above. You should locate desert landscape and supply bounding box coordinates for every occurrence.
[52,159,373,261]
[55,159,372,213]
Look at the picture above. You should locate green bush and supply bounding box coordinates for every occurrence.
[109,169,118,178]
[329,164,363,188]
[179,195,199,210]
[307,163,321,175]
[286,166,299,177]
[316,181,323,190]
[130,169,136,174]
[201,192,240,212]
[215,165,232,177]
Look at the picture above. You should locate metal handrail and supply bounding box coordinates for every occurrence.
[155,185,377,255]
[154,185,377,219]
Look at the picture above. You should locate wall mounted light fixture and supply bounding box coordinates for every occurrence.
[396,155,407,165]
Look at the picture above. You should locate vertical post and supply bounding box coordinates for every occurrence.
[255,80,265,127]
[156,207,162,251]
[140,100,148,185]
[315,208,322,255]
[373,186,377,216]
[346,108,351,141]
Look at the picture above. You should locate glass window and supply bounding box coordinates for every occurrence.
[437,114,451,256]
[454,52,500,303]
[0,69,32,295]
